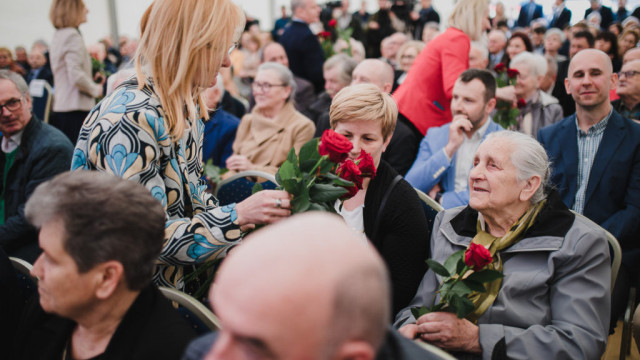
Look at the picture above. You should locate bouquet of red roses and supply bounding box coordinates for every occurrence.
[411,243,503,320]
[493,63,525,129]
[268,129,376,214]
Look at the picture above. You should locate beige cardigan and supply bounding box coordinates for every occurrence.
[231,102,315,175]
[50,28,102,112]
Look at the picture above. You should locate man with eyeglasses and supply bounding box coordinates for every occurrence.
[613,60,640,122]
[538,49,640,333]
[0,70,72,263]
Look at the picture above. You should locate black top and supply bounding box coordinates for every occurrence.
[363,161,430,316]
[12,284,198,360]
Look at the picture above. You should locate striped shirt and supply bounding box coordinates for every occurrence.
[572,110,612,213]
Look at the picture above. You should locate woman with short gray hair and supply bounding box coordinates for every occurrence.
[509,52,563,136]
[226,62,315,176]
[396,130,611,359]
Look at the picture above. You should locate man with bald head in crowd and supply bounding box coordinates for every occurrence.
[623,47,640,64]
[538,49,640,332]
[182,213,443,360]
[487,29,507,70]
[250,42,315,116]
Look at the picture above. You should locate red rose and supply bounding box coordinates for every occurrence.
[319,129,353,164]
[517,98,527,109]
[464,243,492,271]
[507,68,520,78]
[318,31,332,38]
[328,19,337,28]
[355,149,376,178]
[336,159,363,199]
[493,63,506,73]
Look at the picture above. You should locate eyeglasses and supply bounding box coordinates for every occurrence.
[228,42,238,55]
[619,70,640,78]
[252,82,287,92]
[0,97,23,113]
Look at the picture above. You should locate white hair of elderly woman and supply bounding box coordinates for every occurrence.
[484,131,551,204]
[509,52,548,78]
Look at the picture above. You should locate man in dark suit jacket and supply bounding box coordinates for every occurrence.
[549,0,571,29]
[538,49,640,330]
[25,49,53,87]
[279,0,325,94]
[585,0,615,30]
[517,0,544,28]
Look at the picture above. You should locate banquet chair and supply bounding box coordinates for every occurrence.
[29,80,53,123]
[9,257,37,305]
[158,286,221,335]
[414,188,443,232]
[214,170,277,206]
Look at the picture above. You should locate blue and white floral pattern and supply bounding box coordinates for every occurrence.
[73,78,242,288]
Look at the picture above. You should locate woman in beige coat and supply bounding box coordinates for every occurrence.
[49,0,104,144]
[226,62,315,175]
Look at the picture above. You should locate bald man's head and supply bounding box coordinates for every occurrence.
[623,47,640,64]
[207,213,390,360]
[351,59,395,93]
[565,49,616,111]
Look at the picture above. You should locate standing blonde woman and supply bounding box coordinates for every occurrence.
[393,0,491,137]
[49,0,104,144]
[72,0,292,289]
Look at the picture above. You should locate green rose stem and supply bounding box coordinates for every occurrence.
[434,264,471,308]
[306,155,329,189]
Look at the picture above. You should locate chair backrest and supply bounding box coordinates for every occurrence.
[414,188,443,232]
[9,257,37,305]
[29,80,53,123]
[413,339,458,360]
[571,211,621,290]
[158,286,222,335]
[214,170,277,206]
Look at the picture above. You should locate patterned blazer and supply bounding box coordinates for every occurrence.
[72,78,242,288]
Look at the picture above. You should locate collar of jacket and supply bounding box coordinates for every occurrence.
[442,188,575,253]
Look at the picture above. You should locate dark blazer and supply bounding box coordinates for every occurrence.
[537,110,640,249]
[13,284,198,360]
[516,2,544,28]
[585,6,615,30]
[363,161,429,315]
[552,59,575,117]
[26,66,54,87]
[550,7,572,29]
[0,116,73,263]
[279,20,325,93]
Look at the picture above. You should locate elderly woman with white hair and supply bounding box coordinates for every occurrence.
[509,52,563,136]
[396,131,611,359]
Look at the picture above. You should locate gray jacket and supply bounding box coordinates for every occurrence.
[395,192,611,360]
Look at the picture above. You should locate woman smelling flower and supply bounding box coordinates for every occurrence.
[329,84,430,316]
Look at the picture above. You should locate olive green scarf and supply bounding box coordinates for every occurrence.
[466,200,546,323]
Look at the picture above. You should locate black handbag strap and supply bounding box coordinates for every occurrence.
[371,174,403,244]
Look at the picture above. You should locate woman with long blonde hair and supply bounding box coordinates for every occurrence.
[393,0,491,137]
[72,0,293,289]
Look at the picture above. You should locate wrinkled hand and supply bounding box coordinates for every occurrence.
[235,190,292,226]
[368,21,380,30]
[398,324,420,339]
[226,155,254,172]
[495,85,516,103]
[415,312,481,354]
[444,115,473,158]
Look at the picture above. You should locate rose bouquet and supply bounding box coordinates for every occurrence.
[262,129,376,214]
[493,63,521,129]
[411,243,503,319]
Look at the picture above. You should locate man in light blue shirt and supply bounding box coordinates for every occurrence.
[405,69,502,209]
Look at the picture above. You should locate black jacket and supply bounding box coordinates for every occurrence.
[12,284,198,360]
[0,116,73,262]
[363,161,430,315]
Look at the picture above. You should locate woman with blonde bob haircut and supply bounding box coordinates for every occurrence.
[73,0,294,290]
[393,0,491,137]
[49,0,103,144]
[329,84,430,316]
